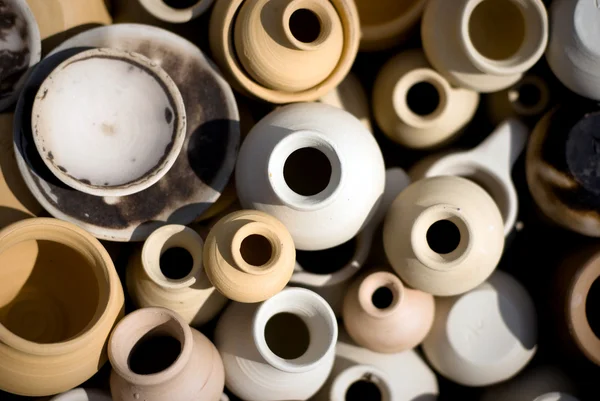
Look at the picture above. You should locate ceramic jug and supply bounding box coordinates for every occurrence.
[236,103,385,251]
[203,210,296,303]
[373,49,479,149]
[487,75,551,125]
[383,175,504,296]
[422,270,537,387]
[126,225,228,327]
[50,388,113,401]
[109,307,224,401]
[422,0,548,92]
[137,0,214,23]
[0,218,124,396]
[319,72,372,132]
[214,287,337,401]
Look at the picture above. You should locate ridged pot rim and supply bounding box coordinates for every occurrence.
[138,0,215,23]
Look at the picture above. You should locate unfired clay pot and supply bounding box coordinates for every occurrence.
[50,388,113,401]
[342,269,434,353]
[487,75,551,125]
[373,49,479,149]
[109,307,224,401]
[319,72,372,132]
[137,0,214,23]
[203,210,296,303]
[384,176,504,296]
[0,218,124,396]
[127,225,228,327]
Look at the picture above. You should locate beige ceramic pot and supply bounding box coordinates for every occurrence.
[319,72,372,132]
[137,0,214,23]
[487,75,551,126]
[0,218,124,396]
[109,307,224,401]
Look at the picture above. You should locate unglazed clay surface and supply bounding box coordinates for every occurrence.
[50,388,113,401]
[138,0,214,23]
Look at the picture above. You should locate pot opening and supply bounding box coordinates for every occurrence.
[163,0,199,9]
[427,220,460,254]
[296,237,357,275]
[128,331,182,375]
[264,312,310,359]
[586,277,600,339]
[406,81,440,116]
[284,147,332,196]
[289,9,321,44]
[372,286,394,310]
[514,82,542,109]
[241,234,273,267]
[346,380,382,401]
[160,247,194,280]
[468,0,525,61]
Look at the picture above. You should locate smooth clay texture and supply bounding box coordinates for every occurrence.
[319,72,372,132]
[137,0,214,23]
[50,388,113,401]
[486,75,551,125]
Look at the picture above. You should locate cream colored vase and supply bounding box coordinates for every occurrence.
[487,75,551,125]
[126,225,228,327]
[137,0,214,23]
[319,72,372,132]
[49,388,112,401]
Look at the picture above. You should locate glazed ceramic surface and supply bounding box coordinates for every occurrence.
[137,0,214,23]
[373,49,479,149]
[31,48,187,197]
[487,75,551,125]
[422,0,548,92]
[0,218,124,396]
[214,288,337,401]
[109,307,224,401]
[236,103,385,251]
[422,270,537,387]
[13,24,239,241]
[50,388,113,401]
[127,225,228,327]
[319,72,372,132]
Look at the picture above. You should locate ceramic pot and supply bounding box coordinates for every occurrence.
[546,0,600,100]
[533,394,579,401]
[109,307,224,401]
[137,0,214,23]
[236,103,385,251]
[50,388,112,401]
[319,72,372,132]
[383,175,504,296]
[342,269,434,353]
[127,225,228,327]
[0,218,124,396]
[312,328,439,401]
[203,210,296,303]
[422,270,537,387]
[0,113,42,229]
[354,0,426,51]
[0,0,41,111]
[410,119,529,236]
[289,167,410,316]
[214,287,337,401]
[373,49,479,149]
[209,0,359,103]
[422,0,548,92]
[487,75,551,125]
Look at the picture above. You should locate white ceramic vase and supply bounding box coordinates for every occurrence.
[422,270,537,387]
[49,388,112,401]
[236,103,385,251]
[214,287,337,401]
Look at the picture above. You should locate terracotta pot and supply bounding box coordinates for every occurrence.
[487,75,551,125]
[209,0,359,103]
[342,269,434,353]
[214,287,337,401]
[203,210,296,303]
[236,103,385,251]
[127,225,228,327]
[384,175,504,296]
[0,218,124,396]
[373,49,479,149]
[319,72,372,132]
[109,307,224,401]
[50,388,112,401]
[422,270,537,387]
[422,0,548,92]
[137,0,214,23]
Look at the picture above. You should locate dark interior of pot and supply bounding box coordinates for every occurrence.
[284,147,332,196]
[128,330,182,374]
[163,0,199,9]
[406,81,441,117]
[160,246,194,279]
[354,0,419,26]
[372,286,395,310]
[346,380,382,401]
[427,219,461,255]
[264,312,310,359]
[515,82,542,110]
[240,234,273,267]
[289,9,322,44]
[586,277,600,339]
[296,237,357,275]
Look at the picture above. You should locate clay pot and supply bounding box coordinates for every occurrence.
[0,0,41,111]
[50,388,112,401]
[487,75,551,125]
[126,225,228,327]
[109,307,224,401]
[209,0,359,103]
[384,175,504,296]
[312,328,439,401]
[354,0,427,51]
[319,72,372,132]
[342,269,434,353]
[373,49,479,149]
[214,287,337,401]
[422,0,548,92]
[422,270,537,387]
[410,119,529,236]
[137,0,214,23]
[0,218,124,396]
[289,168,410,316]
[203,210,296,303]
[236,103,385,251]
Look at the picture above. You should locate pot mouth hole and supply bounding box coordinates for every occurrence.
[514,82,542,109]
[586,277,600,339]
[468,0,525,61]
[160,247,194,280]
[346,380,382,401]
[372,286,394,310]
[240,234,273,267]
[289,8,322,44]
[406,81,440,116]
[284,147,332,196]
[163,0,199,9]
[296,237,357,275]
[128,332,182,375]
[264,312,310,359]
[427,220,461,254]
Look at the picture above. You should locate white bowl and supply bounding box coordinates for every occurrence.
[31,47,187,197]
